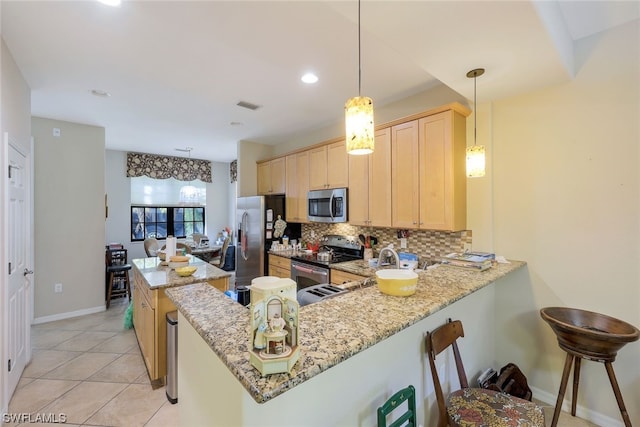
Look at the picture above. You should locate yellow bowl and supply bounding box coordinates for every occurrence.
[175,266,197,277]
[375,269,418,296]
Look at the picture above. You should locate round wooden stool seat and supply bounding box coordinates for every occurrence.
[541,307,639,427]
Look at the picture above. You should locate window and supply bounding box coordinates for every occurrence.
[131,206,205,241]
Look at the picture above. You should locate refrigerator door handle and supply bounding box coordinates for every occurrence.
[240,211,249,261]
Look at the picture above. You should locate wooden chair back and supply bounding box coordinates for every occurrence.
[425,319,468,427]
[377,385,416,427]
[144,238,159,256]
[217,236,231,267]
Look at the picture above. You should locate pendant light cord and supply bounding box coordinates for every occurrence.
[358,0,362,97]
[473,73,477,146]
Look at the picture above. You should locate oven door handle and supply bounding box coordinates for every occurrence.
[294,264,328,276]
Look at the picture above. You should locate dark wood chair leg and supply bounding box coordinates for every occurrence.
[106,271,114,309]
[551,352,574,427]
[604,361,633,427]
[571,357,581,416]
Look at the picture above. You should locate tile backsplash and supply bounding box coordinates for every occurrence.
[299,223,471,263]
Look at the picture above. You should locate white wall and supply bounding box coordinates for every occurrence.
[1,36,32,416]
[105,150,234,260]
[32,118,106,321]
[485,21,639,425]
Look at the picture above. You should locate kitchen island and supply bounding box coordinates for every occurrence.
[166,260,529,426]
[131,256,231,382]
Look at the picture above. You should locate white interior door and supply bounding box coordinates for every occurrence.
[4,137,31,406]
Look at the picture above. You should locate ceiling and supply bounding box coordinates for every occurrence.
[1,1,637,163]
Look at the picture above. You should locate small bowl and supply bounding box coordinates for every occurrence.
[175,266,197,277]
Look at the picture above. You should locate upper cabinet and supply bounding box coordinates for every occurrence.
[285,151,309,223]
[257,157,286,195]
[348,128,392,227]
[391,109,467,231]
[309,140,349,190]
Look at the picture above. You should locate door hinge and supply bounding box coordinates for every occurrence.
[8,262,11,274]
[8,359,11,372]
[8,165,11,179]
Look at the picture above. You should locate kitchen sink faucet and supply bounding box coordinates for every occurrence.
[377,246,400,268]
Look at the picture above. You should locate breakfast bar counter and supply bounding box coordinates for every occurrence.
[165,260,528,426]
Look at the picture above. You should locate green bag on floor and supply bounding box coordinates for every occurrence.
[123,301,134,329]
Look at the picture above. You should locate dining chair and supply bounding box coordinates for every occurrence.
[144,237,160,256]
[425,319,545,427]
[210,236,230,268]
[377,385,416,427]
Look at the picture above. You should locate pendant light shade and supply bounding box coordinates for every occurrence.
[345,0,374,155]
[345,96,374,155]
[466,68,485,178]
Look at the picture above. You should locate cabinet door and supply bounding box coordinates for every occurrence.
[326,140,348,189]
[295,151,309,222]
[348,149,369,226]
[368,128,392,227]
[257,162,271,195]
[270,157,286,194]
[308,146,328,190]
[285,154,298,220]
[391,121,420,228]
[419,111,467,231]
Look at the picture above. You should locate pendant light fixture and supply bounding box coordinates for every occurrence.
[466,68,485,178]
[345,0,374,155]
[178,147,198,202]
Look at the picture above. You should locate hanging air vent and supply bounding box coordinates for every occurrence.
[236,101,261,111]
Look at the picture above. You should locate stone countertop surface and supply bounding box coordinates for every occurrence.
[132,256,231,290]
[165,260,525,404]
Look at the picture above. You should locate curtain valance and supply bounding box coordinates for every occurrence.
[126,151,212,183]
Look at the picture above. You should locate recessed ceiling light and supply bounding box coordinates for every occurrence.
[90,89,111,98]
[301,73,319,84]
[97,0,121,7]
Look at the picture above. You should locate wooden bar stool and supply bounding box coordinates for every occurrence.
[105,248,132,309]
[541,307,640,427]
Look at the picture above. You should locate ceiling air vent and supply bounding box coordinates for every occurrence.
[236,101,261,111]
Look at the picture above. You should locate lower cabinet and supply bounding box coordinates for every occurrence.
[268,254,291,278]
[330,269,367,285]
[132,269,229,382]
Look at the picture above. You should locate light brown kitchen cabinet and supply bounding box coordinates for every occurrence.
[285,151,309,223]
[133,267,229,382]
[330,269,367,285]
[268,254,291,278]
[391,109,467,231]
[257,157,286,195]
[348,128,392,227]
[308,140,349,190]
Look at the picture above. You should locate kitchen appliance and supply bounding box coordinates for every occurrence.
[236,195,301,287]
[307,188,348,223]
[297,284,348,307]
[290,234,363,291]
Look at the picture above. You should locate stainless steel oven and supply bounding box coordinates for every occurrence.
[307,188,347,223]
[291,260,329,291]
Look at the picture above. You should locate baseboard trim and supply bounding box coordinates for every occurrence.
[32,305,106,324]
[530,385,624,427]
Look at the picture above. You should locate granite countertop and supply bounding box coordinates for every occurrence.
[132,256,231,290]
[165,260,526,404]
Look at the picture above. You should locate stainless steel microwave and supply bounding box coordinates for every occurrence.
[307,188,347,223]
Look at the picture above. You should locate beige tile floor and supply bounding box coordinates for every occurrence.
[6,293,601,427]
[6,298,178,427]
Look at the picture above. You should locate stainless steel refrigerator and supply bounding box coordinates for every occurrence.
[235,195,301,288]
